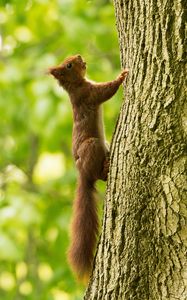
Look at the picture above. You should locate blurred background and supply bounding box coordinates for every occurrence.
[0,0,122,299]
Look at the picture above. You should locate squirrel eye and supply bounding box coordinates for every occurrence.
[66,63,72,69]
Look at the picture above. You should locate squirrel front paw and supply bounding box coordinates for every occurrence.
[118,68,129,82]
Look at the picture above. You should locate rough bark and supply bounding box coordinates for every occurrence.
[84,0,186,299]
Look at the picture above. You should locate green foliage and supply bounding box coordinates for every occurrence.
[0,0,122,298]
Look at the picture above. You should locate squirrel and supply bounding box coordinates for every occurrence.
[49,54,128,281]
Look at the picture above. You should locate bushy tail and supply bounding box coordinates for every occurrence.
[68,176,99,281]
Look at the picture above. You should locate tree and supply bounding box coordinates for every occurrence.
[84,0,187,299]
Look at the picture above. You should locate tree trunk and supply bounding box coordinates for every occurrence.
[84,0,187,299]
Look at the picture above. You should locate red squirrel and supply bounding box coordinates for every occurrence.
[49,54,128,280]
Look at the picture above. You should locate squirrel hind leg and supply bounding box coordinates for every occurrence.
[77,137,109,181]
[99,153,110,181]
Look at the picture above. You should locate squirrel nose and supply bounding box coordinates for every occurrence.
[48,67,64,78]
[48,67,57,76]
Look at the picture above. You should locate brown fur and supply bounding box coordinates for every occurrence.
[49,54,128,280]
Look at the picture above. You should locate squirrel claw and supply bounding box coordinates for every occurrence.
[118,68,129,82]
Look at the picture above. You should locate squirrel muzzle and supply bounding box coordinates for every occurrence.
[48,66,64,79]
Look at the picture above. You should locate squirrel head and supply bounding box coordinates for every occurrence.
[48,54,86,88]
